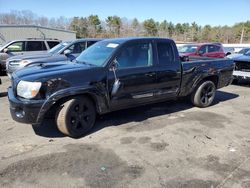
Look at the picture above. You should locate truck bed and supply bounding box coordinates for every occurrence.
[179,58,234,96]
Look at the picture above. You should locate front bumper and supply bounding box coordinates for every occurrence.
[8,87,45,124]
[233,70,250,81]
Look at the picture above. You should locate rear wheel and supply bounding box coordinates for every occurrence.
[191,81,216,108]
[56,96,96,138]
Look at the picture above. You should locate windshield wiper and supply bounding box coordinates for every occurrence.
[74,59,95,66]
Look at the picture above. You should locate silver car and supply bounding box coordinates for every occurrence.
[0,38,60,73]
[6,38,100,77]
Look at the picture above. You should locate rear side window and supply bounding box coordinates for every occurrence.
[208,45,220,53]
[198,45,207,54]
[7,42,25,52]
[116,42,153,68]
[157,42,174,65]
[25,41,45,51]
[47,41,60,49]
[67,42,86,53]
[87,41,97,48]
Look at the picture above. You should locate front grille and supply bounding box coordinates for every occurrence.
[234,61,250,72]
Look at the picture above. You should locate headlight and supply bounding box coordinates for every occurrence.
[17,80,42,99]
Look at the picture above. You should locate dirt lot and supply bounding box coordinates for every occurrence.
[0,75,250,188]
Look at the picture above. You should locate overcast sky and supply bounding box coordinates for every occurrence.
[0,0,249,26]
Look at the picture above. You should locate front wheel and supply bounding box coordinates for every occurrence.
[191,81,216,108]
[56,96,96,138]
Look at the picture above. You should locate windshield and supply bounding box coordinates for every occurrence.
[178,45,198,53]
[76,41,119,66]
[244,50,250,56]
[48,42,70,54]
[224,47,234,52]
[241,48,250,55]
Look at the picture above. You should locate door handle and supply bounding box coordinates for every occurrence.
[145,72,155,77]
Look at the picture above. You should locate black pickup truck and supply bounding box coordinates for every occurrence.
[8,38,234,137]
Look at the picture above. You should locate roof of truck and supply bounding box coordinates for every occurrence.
[102,37,174,44]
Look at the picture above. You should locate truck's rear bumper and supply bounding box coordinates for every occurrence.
[8,87,44,124]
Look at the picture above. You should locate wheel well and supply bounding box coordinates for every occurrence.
[200,75,219,88]
[44,93,98,119]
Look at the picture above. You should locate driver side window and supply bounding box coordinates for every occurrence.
[67,42,86,54]
[116,42,153,69]
[7,42,25,52]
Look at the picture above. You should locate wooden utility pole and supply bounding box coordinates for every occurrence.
[240,25,244,44]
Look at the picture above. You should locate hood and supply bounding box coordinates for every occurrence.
[14,61,100,81]
[231,54,250,62]
[227,53,243,59]
[27,54,68,64]
[8,51,52,61]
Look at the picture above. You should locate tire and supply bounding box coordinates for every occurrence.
[56,96,96,138]
[191,81,216,108]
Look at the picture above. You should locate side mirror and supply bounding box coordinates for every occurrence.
[109,58,121,96]
[110,58,118,71]
[63,49,72,56]
[3,48,9,53]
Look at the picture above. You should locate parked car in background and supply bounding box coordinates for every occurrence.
[0,38,60,73]
[6,38,101,77]
[227,47,250,59]
[8,37,234,137]
[231,50,250,82]
[238,48,250,54]
[178,43,225,58]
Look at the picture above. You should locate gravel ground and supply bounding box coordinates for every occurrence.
[0,75,250,188]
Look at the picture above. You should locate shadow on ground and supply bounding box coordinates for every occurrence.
[32,90,239,138]
[32,121,65,138]
[232,80,250,88]
[213,90,239,104]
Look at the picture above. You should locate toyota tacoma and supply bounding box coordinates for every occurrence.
[8,38,234,137]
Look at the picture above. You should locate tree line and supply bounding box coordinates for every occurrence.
[0,10,249,43]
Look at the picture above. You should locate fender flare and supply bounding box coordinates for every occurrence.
[36,86,109,123]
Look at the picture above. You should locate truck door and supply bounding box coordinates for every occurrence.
[108,41,158,109]
[154,41,182,98]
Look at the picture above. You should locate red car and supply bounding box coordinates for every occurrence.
[178,43,225,58]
